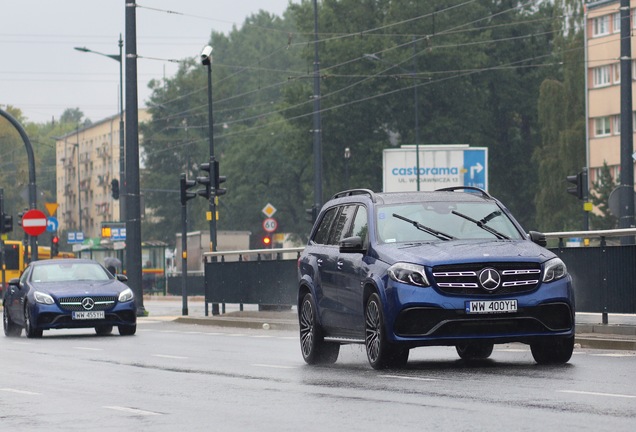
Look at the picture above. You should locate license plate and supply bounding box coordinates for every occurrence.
[466,299,517,314]
[72,311,105,320]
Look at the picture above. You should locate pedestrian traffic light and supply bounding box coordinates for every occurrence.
[180,173,197,205]
[213,160,227,197]
[1,213,12,234]
[51,235,59,257]
[197,161,212,200]
[566,170,587,200]
[111,179,120,200]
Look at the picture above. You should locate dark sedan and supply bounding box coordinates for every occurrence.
[2,259,137,338]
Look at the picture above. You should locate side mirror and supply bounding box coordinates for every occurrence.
[116,274,129,282]
[8,278,21,289]
[528,231,547,247]
[339,236,366,254]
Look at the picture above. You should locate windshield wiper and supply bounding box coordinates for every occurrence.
[451,210,510,240]
[479,210,502,224]
[392,213,456,241]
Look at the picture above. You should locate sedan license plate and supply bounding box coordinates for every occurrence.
[72,311,105,320]
[466,299,517,314]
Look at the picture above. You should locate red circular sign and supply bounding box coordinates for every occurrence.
[262,217,277,233]
[22,209,48,236]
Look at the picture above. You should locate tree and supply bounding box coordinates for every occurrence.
[589,161,618,230]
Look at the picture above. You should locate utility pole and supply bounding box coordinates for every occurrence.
[312,0,323,218]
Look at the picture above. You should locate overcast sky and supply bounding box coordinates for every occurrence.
[1,0,296,124]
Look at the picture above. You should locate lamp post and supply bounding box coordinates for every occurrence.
[74,34,125,222]
[364,52,421,190]
[344,147,351,190]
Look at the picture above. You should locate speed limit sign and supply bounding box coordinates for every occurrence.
[263,217,278,233]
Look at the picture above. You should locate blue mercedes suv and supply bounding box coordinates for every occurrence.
[297,187,575,369]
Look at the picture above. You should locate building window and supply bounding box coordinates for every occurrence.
[613,12,621,33]
[614,63,621,84]
[595,117,611,137]
[593,65,611,87]
[613,115,621,135]
[593,15,610,36]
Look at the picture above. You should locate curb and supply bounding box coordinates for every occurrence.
[173,316,299,331]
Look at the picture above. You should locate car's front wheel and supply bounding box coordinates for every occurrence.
[299,293,339,364]
[118,324,137,336]
[3,307,22,337]
[24,303,43,338]
[530,336,574,364]
[95,325,113,336]
[456,342,494,360]
[365,293,409,370]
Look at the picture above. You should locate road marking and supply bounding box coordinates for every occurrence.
[152,354,188,360]
[0,388,41,395]
[590,353,635,357]
[380,374,437,382]
[73,347,104,351]
[252,364,298,369]
[104,406,160,416]
[496,348,528,352]
[559,390,636,399]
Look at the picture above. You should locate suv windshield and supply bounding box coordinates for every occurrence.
[377,201,523,243]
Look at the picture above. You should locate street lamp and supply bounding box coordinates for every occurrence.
[364,52,421,190]
[74,34,125,221]
[344,147,351,190]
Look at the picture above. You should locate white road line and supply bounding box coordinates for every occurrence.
[380,374,437,382]
[590,353,635,357]
[152,354,189,360]
[73,347,104,351]
[252,364,298,369]
[103,406,160,416]
[0,388,41,395]
[496,348,528,352]
[559,390,636,399]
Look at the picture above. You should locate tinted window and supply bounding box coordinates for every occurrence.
[348,206,368,244]
[313,207,338,245]
[327,205,357,245]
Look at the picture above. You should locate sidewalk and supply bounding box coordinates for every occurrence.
[140,296,636,350]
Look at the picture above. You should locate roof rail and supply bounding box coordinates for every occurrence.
[435,186,493,199]
[331,188,376,202]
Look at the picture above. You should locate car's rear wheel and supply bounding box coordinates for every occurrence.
[118,324,137,336]
[530,336,574,364]
[95,325,113,336]
[365,293,409,370]
[3,307,22,337]
[24,303,43,338]
[456,342,494,360]
[299,293,339,364]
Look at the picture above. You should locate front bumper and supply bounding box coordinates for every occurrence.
[31,302,137,330]
[385,277,575,345]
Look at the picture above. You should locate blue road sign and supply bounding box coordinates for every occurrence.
[463,149,487,190]
[46,217,59,233]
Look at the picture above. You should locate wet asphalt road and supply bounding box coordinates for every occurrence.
[1,318,635,431]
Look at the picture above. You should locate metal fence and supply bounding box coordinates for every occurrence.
[200,229,636,318]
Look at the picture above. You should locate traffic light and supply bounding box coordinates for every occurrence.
[197,161,212,200]
[180,173,197,205]
[111,179,120,200]
[566,170,587,200]
[213,160,227,197]
[262,235,272,247]
[0,213,12,234]
[51,235,59,257]
[305,206,318,224]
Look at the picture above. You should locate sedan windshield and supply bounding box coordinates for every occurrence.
[31,262,112,283]
[377,201,523,243]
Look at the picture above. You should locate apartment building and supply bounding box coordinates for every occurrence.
[55,110,150,239]
[586,0,636,188]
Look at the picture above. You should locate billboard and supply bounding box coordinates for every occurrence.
[383,145,488,192]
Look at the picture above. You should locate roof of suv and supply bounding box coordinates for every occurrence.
[331,187,495,205]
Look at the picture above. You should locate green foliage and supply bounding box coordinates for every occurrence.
[589,161,618,230]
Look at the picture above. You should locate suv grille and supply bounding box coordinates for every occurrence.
[58,296,117,311]
[432,262,541,295]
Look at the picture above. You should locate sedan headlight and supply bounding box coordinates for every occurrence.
[388,263,430,287]
[118,288,134,302]
[543,258,568,283]
[34,291,54,305]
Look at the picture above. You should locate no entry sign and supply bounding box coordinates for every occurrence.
[22,209,48,236]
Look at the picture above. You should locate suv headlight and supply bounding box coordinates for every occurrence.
[118,288,134,302]
[388,263,430,287]
[543,258,568,283]
[34,291,55,305]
